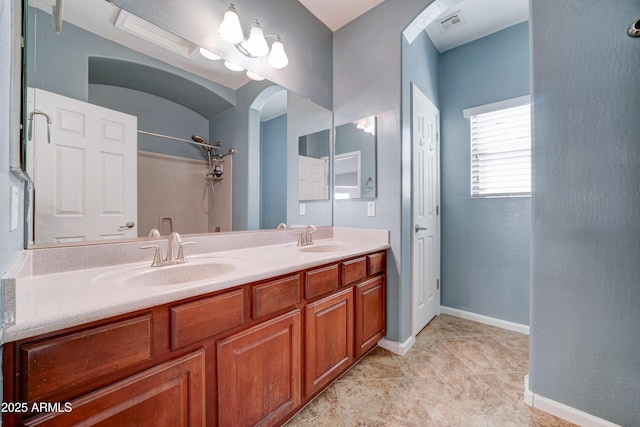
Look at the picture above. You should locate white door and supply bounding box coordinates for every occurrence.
[29,88,138,244]
[412,84,441,335]
[298,155,328,200]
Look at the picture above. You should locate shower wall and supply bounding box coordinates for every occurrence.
[138,152,232,236]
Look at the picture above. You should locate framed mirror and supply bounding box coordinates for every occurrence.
[24,0,333,245]
[334,116,377,200]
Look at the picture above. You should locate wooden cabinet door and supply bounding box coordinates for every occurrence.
[22,350,206,427]
[218,310,302,427]
[305,287,354,397]
[355,275,386,359]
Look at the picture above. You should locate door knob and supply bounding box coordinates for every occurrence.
[119,221,135,230]
[415,224,427,233]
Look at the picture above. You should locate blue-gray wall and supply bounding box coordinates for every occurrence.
[209,80,273,230]
[299,129,330,159]
[402,30,440,107]
[27,7,234,108]
[529,0,640,425]
[334,0,437,343]
[260,114,287,229]
[439,22,530,325]
[89,85,209,161]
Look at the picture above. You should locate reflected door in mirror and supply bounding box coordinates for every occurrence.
[297,129,330,201]
[29,88,138,244]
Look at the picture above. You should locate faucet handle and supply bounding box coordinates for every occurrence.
[294,232,304,247]
[304,224,318,245]
[141,245,163,267]
[176,242,196,263]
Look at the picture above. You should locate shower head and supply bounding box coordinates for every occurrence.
[192,135,216,153]
[191,135,234,156]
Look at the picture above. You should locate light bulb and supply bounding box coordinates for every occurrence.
[246,71,265,81]
[268,36,289,69]
[245,20,269,57]
[224,61,244,72]
[218,4,244,45]
[199,47,221,61]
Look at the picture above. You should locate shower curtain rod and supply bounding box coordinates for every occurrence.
[137,130,232,153]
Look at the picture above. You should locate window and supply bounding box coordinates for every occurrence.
[463,96,531,198]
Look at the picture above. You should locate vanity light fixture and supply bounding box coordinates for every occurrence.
[246,70,265,81]
[199,47,222,61]
[218,3,289,69]
[355,117,376,135]
[224,60,245,72]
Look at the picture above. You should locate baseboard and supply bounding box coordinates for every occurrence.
[524,375,622,427]
[377,335,415,356]
[440,306,530,335]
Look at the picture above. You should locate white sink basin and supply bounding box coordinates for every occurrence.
[121,262,236,287]
[94,259,237,288]
[298,243,343,253]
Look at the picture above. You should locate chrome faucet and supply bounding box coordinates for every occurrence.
[141,232,195,267]
[165,232,182,263]
[296,225,318,247]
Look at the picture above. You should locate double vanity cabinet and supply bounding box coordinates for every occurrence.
[2,249,386,426]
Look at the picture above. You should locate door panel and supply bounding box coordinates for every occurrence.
[412,84,441,335]
[29,88,137,244]
[218,310,301,427]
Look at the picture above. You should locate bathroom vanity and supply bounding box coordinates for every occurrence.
[1,228,388,426]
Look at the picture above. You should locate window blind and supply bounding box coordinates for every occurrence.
[470,103,531,198]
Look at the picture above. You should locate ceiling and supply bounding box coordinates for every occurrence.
[424,0,528,52]
[297,0,387,32]
[299,0,529,51]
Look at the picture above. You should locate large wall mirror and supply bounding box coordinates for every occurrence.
[334,116,377,200]
[24,0,332,246]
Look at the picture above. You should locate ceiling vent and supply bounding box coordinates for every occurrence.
[438,11,466,32]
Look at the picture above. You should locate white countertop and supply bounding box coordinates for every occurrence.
[2,227,389,343]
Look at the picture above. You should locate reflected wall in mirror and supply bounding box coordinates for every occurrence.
[334,116,377,200]
[298,129,330,201]
[24,0,333,246]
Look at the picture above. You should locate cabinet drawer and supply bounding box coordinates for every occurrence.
[342,257,367,286]
[23,350,206,427]
[252,274,301,319]
[171,289,245,350]
[367,252,386,276]
[305,264,339,300]
[20,315,152,402]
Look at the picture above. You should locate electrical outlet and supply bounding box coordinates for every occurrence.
[10,185,19,231]
[299,203,306,216]
[367,202,376,217]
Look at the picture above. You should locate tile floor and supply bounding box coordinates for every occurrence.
[286,314,576,427]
